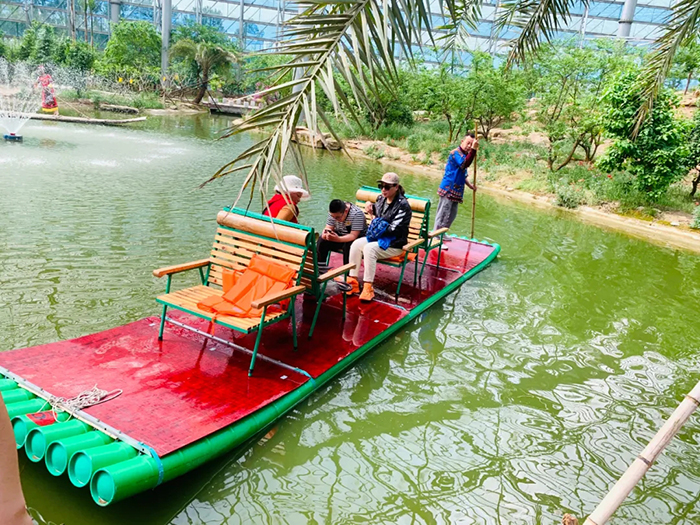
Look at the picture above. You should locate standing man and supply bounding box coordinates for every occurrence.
[318,199,367,271]
[434,132,478,233]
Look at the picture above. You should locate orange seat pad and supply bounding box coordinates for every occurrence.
[197,255,296,319]
[384,252,417,264]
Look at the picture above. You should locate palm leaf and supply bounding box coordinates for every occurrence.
[634,0,700,134]
[208,0,435,209]
[496,0,586,64]
[437,0,482,56]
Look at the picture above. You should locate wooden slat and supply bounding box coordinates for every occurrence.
[214,242,302,269]
[160,285,285,330]
[211,248,300,273]
[210,249,252,269]
[215,229,304,259]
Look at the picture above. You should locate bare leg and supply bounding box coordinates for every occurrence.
[0,402,32,525]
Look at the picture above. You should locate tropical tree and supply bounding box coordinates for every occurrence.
[98,21,161,86]
[206,0,698,203]
[406,63,468,142]
[600,72,691,201]
[169,40,237,104]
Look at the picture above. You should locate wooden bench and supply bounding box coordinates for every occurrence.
[153,207,351,376]
[354,186,448,297]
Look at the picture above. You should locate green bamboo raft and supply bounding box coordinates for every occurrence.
[0,228,500,506]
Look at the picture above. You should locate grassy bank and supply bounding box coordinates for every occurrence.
[332,119,700,226]
[59,89,165,110]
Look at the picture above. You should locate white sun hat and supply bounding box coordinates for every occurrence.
[274,175,310,201]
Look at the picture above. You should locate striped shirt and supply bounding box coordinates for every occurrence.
[326,203,366,236]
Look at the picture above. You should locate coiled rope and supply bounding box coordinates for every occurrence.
[42,385,123,422]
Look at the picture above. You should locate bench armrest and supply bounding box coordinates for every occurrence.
[251,285,306,310]
[153,259,209,278]
[428,227,449,238]
[318,263,355,283]
[402,238,424,252]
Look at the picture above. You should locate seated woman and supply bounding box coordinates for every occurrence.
[263,175,309,223]
[318,199,367,271]
[347,172,412,302]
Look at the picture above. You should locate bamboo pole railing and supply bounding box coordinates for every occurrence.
[581,379,700,525]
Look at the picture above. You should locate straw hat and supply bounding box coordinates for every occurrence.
[274,175,310,201]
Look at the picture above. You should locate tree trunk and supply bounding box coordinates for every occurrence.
[691,170,700,197]
[555,139,581,171]
[89,8,93,47]
[193,77,208,104]
[685,70,694,95]
[84,7,88,43]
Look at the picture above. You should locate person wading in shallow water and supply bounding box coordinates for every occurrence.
[433,132,478,240]
[0,403,33,525]
[346,172,412,302]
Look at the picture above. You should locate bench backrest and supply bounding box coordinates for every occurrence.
[355,186,431,246]
[209,208,313,289]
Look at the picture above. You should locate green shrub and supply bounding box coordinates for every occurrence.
[373,123,411,141]
[600,72,692,201]
[554,183,583,208]
[692,206,700,229]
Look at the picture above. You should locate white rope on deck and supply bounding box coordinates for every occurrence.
[45,385,123,422]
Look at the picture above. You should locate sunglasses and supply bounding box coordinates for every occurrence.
[377,183,396,190]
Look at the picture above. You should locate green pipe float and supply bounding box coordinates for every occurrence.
[0,379,18,391]
[25,420,90,462]
[12,411,70,449]
[69,442,138,488]
[6,399,46,419]
[45,432,114,476]
[2,388,34,405]
[91,243,501,506]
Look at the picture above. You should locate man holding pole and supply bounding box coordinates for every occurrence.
[433,132,478,234]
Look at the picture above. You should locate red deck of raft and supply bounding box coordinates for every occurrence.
[0,239,496,456]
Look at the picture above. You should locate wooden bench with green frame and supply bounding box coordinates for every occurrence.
[152,207,354,376]
[353,186,449,298]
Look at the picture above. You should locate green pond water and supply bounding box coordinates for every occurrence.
[3,116,700,525]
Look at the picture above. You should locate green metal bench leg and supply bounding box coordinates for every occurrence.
[419,251,430,280]
[396,260,407,299]
[308,282,328,339]
[291,298,298,350]
[158,304,168,340]
[342,283,347,321]
[413,252,420,286]
[248,306,268,377]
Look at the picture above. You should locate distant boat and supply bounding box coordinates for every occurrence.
[203,95,262,116]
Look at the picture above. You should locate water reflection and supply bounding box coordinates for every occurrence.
[3,116,700,524]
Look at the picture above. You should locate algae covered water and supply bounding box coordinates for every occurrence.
[2,116,700,524]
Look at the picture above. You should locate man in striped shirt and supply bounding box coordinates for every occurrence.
[318,199,367,271]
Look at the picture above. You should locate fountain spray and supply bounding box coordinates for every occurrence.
[0,59,42,142]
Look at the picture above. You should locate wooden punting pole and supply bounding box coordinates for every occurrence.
[583,379,700,525]
[470,120,478,240]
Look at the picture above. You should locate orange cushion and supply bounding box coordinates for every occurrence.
[197,255,296,319]
[384,252,417,264]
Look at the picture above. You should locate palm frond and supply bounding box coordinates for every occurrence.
[496,0,585,64]
[634,0,700,134]
[207,0,433,207]
[436,0,482,56]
